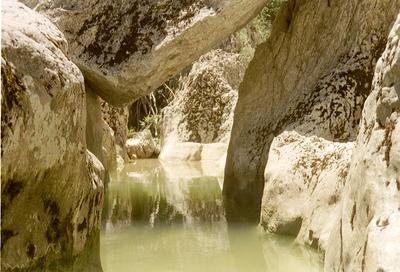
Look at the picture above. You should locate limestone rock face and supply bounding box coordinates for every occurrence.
[100,99,129,150]
[161,49,247,148]
[261,131,353,251]
[29,0,267,106]
[325,15,400,272]
[224,0,400,222]
[126,129,160,159]
[86,86,117,185]
[1,1,103,270]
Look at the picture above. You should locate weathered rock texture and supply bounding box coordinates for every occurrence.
[86,86,117,185]
[325,15,400,272]
[159,6,276,162]
[126,129,159,159]
[224,0,400,222]
[100,99,129,151]
[1,1,103,270]
[261,131,353,251]
[27,0,267,106]
[161,49,247,147]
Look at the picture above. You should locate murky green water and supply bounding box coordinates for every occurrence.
[100,159,322,272]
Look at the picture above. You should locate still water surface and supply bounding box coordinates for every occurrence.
[100,159,322,272]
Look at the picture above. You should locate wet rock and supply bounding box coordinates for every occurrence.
[28,0,267,106]
[1,1,103,271]
[325,14,400,272]
[224,0,400,222]
[126,129,159,159]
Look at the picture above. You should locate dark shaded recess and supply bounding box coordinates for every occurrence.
[1,229,18,250]
[43,199,62,243]
[350,203,356,230]
[128,75,181,134]
[1,180,24,219]
[77,219,87,232]
[77,0,211,67]
[26,242,36,259]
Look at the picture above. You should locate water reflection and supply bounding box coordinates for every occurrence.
[102,160,224,229]
[101,159,322,272]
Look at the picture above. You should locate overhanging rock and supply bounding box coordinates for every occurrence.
[29,0,267,106]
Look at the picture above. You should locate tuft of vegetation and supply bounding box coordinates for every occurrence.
[139,114,162,138]
[128,77,179,138]
[237,0,287,58]
[256,0,287,40]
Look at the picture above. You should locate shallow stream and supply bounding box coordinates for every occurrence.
[100,159,322,272]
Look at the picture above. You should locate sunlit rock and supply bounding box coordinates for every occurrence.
[261,131,353,251]
[126,129,159,159]
[224,0,400,222]
[161,50,247,148]
[1,1,103,270]
[325,14,400,272]
[26,0,267,106]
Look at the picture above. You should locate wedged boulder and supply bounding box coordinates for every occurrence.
[261,131,353,251]
[224,0,400,222]
[325,15,400,272]
[1,1,103,271]
[126,129,159,159]
[28,0,267,106]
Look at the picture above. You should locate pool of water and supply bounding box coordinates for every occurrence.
[100,159,322,272]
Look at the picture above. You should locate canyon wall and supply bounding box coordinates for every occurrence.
[224,0,400,223]
[325,15,400,272]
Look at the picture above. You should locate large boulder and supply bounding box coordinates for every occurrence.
[126,129,159,159]
[1,1,103,271]
[159,8,274,161]
[161,49,247,148]
[224,0,400,222]
[261,131,353,251]
[26,0,267,106]
[325,15,400,272]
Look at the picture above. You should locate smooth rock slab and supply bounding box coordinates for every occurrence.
[30,0,267,106]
